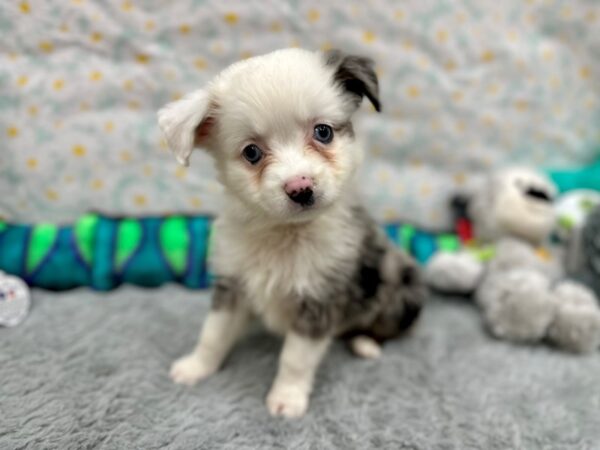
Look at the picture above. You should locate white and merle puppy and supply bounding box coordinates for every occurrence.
[158,48,426,418]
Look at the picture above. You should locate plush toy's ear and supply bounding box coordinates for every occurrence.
[324,49,381,112]
[157,89,214,166]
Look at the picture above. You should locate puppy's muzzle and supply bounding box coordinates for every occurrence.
[284,176,315,207]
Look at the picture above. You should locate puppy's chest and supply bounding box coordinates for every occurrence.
[215,223,359,326]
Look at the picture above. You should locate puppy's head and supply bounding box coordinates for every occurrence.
[158,48,380,222]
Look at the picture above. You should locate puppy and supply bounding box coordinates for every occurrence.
[158,48,426,418]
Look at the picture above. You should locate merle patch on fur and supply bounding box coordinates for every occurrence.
[325,49,381,112]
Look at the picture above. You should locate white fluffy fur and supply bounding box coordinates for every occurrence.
[158,49,374,417]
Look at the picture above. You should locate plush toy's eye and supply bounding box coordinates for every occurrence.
[313,124,334,144]
[242,144,263,165]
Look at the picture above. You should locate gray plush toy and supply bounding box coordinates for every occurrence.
[425,167,600,353]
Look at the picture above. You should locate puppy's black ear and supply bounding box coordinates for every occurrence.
[324,49,381,112]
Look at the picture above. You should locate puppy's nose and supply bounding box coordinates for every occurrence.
[525,187,552,202]
[284,176,314,206]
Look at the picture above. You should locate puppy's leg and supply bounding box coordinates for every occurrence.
[266,332,331,418]
[170,279,249,386]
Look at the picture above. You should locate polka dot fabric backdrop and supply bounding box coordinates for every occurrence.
[1,0,599,229]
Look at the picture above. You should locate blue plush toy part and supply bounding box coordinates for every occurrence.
[0,214,458,291]
[547,158,600,193]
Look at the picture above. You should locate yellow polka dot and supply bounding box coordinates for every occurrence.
[72,145,87,157]
[444,60,457,72]
[19,1,30,13]
[7,126,19,138]
[455,12,467,23]
[420,184,432,196]
[189,196,202,208]
[26,158,38,169]
[170,92,182,101]
[394,10,405,21]
[193,58,207,71]
[378,170,390,182]
[175,166,188,179]
[104,121,114,132]
[289,39,300,48]
[122,79,134,91]
[586,10,597,23]
[515,100,529,111]
[39,41,54,53]
[402,39,413,50]
[17,75,28,87]
[394,183,404,195]
[120,150,132,162]
[28,105,38,116]
[90,31,103,43]
[436,30,448,43]
[224,12,239,25]
[143,164,153,176]
[127,100,140,110]
[370,146,382,156]
[383,208,398,221]
[145,20,156,31]
[91,179,104,190]
[561,6,572,18]
[159,139,168,150]
[240,51,253,60]
[89,71,103,82]
[549,75,561,88]
[362,30,376,44]
[135,53,150,64]
[430,119,441,131]
[64,175,74,183]
[483,115,495,126]
[59,24,69,33]
[269,21,282,32]
[580,66,591,79]
[46,189,59,201]
[134,195,147,206]
[406,85,421,98]
[53,79,64,91]
[542,48,554,61]
[487,83,500,95]
[452,91,463,102]
[453,173,466,185]
[307,9,320,22]
[80,101,90,111]
[481,50,495,63]
[71,0,84,4]
[54,120,63,129]
[121,1,133,12]
[409,158,423,168]
[455,120,466,133]
[179,24,191,34]
[320,41,333,52]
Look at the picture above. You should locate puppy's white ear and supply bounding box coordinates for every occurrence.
[157,89,214,166]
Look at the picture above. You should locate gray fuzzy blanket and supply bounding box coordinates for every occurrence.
[2,286,599,449]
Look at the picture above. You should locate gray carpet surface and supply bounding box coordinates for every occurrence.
[1,286,599,450]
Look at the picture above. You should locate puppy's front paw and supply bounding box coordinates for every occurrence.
[169,354,216,386]
[266,383,309,418]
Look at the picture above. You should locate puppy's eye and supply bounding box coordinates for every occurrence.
[242,144,263,165]
[313,124,333,144]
